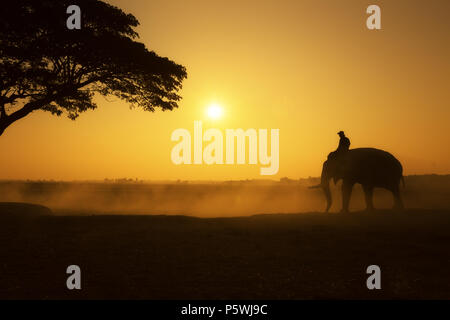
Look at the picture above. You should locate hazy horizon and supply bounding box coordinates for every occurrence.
[0,175,449,217]
[0,173,449,183]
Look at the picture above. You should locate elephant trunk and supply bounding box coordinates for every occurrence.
[321,162,332,212]
[322,179,332,213]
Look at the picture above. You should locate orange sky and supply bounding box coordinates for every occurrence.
[0,0,449,180]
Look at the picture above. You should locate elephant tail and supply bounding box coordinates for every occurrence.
[401,176,405,188]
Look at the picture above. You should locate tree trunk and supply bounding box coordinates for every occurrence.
[0,99,49,136]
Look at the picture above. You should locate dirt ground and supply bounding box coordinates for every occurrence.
[1,207,449,299]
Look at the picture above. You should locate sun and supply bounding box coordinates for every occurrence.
[207,103,223,119]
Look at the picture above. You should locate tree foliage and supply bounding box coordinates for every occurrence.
[0,0,187,135]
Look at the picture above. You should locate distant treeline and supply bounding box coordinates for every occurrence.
[1,174,449,186]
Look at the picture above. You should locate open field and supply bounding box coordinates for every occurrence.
[1,207,450,299]
[1,175,449,299]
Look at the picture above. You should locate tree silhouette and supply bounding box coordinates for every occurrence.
[0,0,187,136]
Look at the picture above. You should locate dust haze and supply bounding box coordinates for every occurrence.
[0,175,449,217]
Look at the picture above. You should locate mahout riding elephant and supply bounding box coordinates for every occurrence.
[311,148,404,213]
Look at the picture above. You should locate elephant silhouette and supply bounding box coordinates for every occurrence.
[311,148,404,213]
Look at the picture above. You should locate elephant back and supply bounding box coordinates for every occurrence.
[343,148,403,185]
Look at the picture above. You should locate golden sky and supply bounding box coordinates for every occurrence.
[1,0,449,180]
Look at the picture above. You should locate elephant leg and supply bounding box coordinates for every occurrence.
[362,185,374,211]
[341,181,354,213]
[391,183,404,211]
